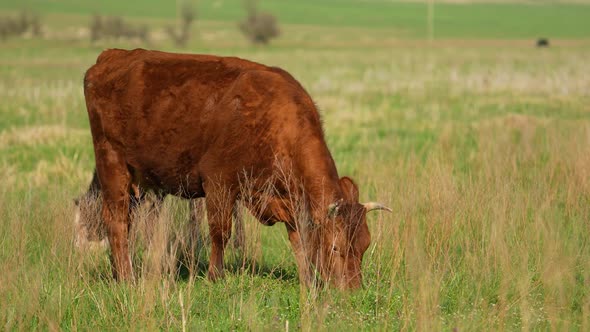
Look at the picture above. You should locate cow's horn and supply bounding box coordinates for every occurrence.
[363,202,392,213]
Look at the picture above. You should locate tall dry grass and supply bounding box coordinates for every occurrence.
[3,115,588,329]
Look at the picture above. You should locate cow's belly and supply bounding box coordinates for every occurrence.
[128,157,205,199]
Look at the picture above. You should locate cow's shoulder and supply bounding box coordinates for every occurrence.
[95,48,139,64]
[85,49,148,90]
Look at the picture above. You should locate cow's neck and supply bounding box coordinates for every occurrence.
[296,137,343,224]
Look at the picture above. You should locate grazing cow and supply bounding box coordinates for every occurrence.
[73,170,244,250]
[84,48,390,289]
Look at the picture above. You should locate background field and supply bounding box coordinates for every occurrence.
[1,0,590,330]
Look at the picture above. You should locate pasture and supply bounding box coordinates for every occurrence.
[1,0,590,330]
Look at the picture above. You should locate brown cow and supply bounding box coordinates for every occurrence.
[84,48,390,289]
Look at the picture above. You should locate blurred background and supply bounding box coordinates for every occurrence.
[2,0,589,48]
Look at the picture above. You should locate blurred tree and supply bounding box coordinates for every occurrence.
[0,11,41,41]
[89,15,148,43]
[239,0,280,45]
[166,0,197,47]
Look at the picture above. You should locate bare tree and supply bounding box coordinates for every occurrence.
[89,15,149,43]
[239,0,280,45]
[0,11,41,41]
[166,1,197,47]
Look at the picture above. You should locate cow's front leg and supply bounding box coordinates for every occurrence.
[286,223,314,287]
[206,191,235,281]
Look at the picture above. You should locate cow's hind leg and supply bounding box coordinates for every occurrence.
[95,144,133,281]
[232,204,245,250]
[141,192,165,247]
[189,198,206,247]
[205,185,236,281]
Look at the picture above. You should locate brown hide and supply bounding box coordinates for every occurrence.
[84,48,375,288]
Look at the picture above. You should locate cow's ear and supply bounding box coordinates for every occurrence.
[339,177,359,202]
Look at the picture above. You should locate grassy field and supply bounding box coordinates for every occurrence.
[1,0,590,330]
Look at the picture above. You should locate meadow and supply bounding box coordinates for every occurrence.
[1,0,590,330]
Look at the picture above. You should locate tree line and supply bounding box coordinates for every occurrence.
[0,0,280,46]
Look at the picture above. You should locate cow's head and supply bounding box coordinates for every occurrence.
[73,194,108,249]
[318,177,391,289]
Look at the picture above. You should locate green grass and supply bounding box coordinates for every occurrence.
[2,0,590,330]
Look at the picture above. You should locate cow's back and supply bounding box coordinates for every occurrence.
[84,49,324,197]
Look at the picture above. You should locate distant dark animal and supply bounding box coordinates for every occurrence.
[536,38,549,48]
[83,48,390,289]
